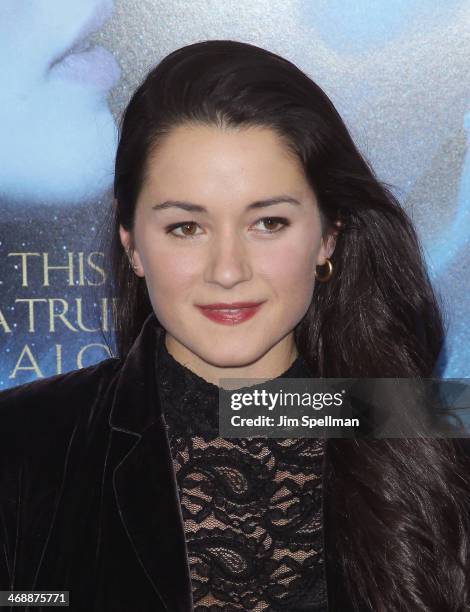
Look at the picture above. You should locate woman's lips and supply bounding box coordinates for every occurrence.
[49,44,121,91]
[196,303,265,325]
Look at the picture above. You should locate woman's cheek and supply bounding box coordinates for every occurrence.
[144,244,198,286]
[267,248,315,286]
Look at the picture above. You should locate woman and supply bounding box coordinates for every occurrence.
[1,40,470,612]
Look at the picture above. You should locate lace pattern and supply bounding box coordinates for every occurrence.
[155,332,328,611]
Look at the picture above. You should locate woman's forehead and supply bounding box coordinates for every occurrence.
[141,124,310,197]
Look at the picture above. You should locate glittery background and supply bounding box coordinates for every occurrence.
[1,0,469,387]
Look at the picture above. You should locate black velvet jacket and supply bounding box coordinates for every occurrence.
[1,312,468,611]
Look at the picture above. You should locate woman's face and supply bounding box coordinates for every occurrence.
[0,0,120,210]
[120,124,337,384]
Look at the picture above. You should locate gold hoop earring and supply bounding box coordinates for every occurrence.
[315,258,333,282]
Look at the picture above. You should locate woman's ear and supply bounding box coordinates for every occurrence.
[118,224,145,277]
[317,220,342,265]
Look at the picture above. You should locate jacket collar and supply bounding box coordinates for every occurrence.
[108,311,164,435]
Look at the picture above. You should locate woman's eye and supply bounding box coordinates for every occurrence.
[252,217,290,234]
[165,221,202,238]
[165,216,290,239]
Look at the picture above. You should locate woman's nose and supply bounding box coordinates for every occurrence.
[203,231,252,288]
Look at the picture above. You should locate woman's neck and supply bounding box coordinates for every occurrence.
[164,331,299,389]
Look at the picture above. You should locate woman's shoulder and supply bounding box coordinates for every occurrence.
[0,357,122,436]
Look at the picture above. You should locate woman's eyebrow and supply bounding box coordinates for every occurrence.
[151,195,302,213]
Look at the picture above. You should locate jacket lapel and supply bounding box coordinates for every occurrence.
[108,312,193,611]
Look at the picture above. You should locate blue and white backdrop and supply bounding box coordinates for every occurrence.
[1,0,469,388]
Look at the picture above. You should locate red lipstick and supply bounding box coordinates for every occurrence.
[195,301,265,325]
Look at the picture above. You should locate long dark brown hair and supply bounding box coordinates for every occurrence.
[97,40,470,610]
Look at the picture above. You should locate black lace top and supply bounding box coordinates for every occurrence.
[155,332,328,611]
